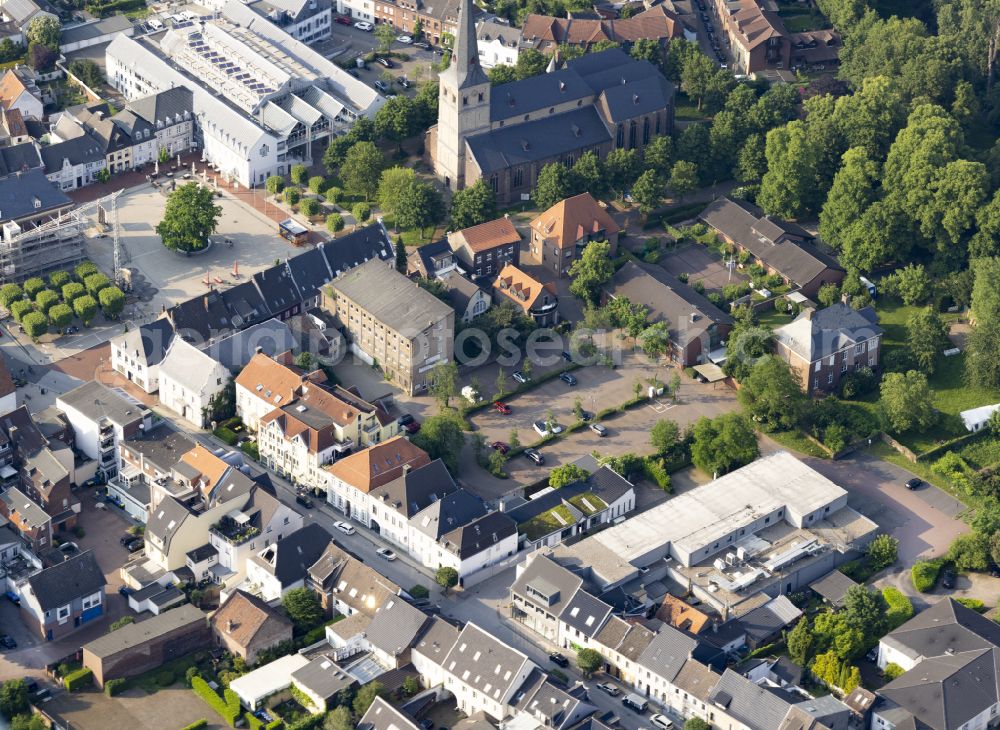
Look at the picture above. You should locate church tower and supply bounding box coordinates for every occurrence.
[435,0,490,190]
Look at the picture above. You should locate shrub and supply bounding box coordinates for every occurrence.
[155,669,175,687]
[957,597,986,612]
[326,213,344,233]
[10,300,33,322]
[48,303,73,331]
[883,663,905,680]
[104,678,126,696]
[284,188,301,206]
[49,270,71,289]
[911,559,942,592]
[181,722,208,730]
[64,667,93,692]
[0,283,22,308]
[265,175,285,194]
[643,456,671,490]
[677,272,689,283]
[62,282,85,303]
[191,676,240,727]
[882,587,914,629]
[22,311,47,340]
[23,277,45,299]
[409,584,430,599]
[691,280,705,294]
[34,289,58,314]
[352,202,371,222]
[185,667,200,689]
[300,198,320,217]
[325,186,342,204]
[308,176,326,194]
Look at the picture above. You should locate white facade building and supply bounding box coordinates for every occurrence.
[157,339,230,428]
[476,20,519,68]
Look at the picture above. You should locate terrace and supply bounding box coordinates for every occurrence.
[211,515,261,546]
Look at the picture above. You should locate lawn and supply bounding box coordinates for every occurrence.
[673,92,711,122]
[779,11,829,31]
[519,504,575,541]
[766,428,831,459]
[757,307,797,331]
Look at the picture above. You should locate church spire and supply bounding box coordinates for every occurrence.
[443,0,488,89]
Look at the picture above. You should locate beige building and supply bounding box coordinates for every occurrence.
[530,193,620,278]
[325,259,454,396]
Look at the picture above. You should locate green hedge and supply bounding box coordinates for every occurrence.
[911,559,942,593]
[643,456,671,490]
[957,597,986,613]
[65,667,93,691]
[104,678,126,696]
[191,676,240,727]
[181,721,208,730]
[882,586,914,629]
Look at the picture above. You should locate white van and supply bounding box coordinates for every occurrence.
[622,693,649,713]
[147,17,163,29]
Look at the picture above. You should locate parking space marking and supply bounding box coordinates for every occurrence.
[647,400,676,414]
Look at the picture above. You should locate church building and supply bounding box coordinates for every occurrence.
[427,0,676,204]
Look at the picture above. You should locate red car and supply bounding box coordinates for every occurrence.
[491,441,509,455]
[405,421,421,434]
[493,401,512,415]
[334,14,352,24]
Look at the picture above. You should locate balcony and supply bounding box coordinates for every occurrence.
[211,517,260,546]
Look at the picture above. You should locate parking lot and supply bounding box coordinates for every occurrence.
[43,684,228,730]
[659,243,749,294]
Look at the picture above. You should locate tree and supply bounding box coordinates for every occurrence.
[643,135,674,176]
[324,706,353,730]
[34,289,58,315]
[326,213,345,233]
[737,356,807,431]
[62,282,84,304]
[353,202,371,222]
[488,64,517,85]
[576,648,603,677]
[867,534,899,571]
[787,617,814,666]
[549,463,589,489]
[605,148,641,199]
[758,121,823,219]
[0,283,21,309]
[631,169,663,213]
[396,181,444,231]
[341,142,384,201]
[630,37,662,66]
[668,160,699,201]
[818,283,840,308]
[879,370,937,433]
[690,413,759,476]
[282,587,323,629]
[515,48,548,79]
[972,257,1000,324]
[650,419,680,454]
[412,411,465,473]
[449,179,497,230]
[843,584,888,642]
[10,300,31,322]
[300,198,320,217]
[375,96,418,152]
[308,176,326,195]
[572,151,608,199]
[48,303,72,332]
[640,322,672,359]
[533,162,574,211]
[289,164,308,186]
[265,175,285,195]
[99,287,125,318]
[685,720,712,730]
[22,311,46,340]
[84,273,110,296]
[948,531,991,571]
[888,263,932,306]
[374,22,395,51]
[907,307,949,374]
[22,277,44,299]
[0,679,28,720]
[284,188,301,207]
[737,134,767,182]
[156,183,221,253]
[68,294,94,326]
[428,360,458,410]
[680,52,719,109]
[568,241,613,304]
[26,15,59,49]
[27,42,54,72]
[435,566,459,593]
[353,681,385,717]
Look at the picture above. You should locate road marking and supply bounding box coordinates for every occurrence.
[647,400,676,414]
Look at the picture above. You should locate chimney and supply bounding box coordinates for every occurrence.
[804,307,814,320]
[226,619,234,633]
[7,425,16,442]
[403,463,412,474]
[255,346,263,354]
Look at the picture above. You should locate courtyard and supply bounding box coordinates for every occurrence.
[659,242,749,294]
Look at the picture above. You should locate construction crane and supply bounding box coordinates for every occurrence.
[0,189,128,286]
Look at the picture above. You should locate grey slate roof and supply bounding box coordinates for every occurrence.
[358,696,421,730]
[559,588,612,638]
[122,428,196,472]
[0,169,71,222]
[637,625,697,682]
[810,569,858,608]
[738,596,802,644]
[511,668,594,730]
[708,668,794,730]
[365,596,428,657]
[410,487,486,540]
[467,106,611,176]
[881,598,1000,667]
[127,87,193,127]
[443,622,531,701]
[775,304,883,363]
[319,221,395,277]
[83,604,205,658]
[221,280,270,329]
[60,15,132,45]
[27,550,104,611]
[200,318,296,373]
[331,259,453,337]
[441,510,517,559]
[597,71,674,123]
[251,523,331,587]
[699,197,843,287]
[490,68,594,121]
[286,246,332,302]
[147,495,192,553]
[413,615,460,663]
[40,132,104,169]
[253,263,302,315]
[0,487,48,528]
[510,554,583,617]
[444,274,484,316]
[0,142,40,175]
[58,380,148,427]
[291,654,356,701]
[119,317,175,367]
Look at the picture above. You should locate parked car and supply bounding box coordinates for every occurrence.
[598,682,620,697]
[491,441,509,455]
[549,652,569,667]
[650,714,674,729]
[125,538,144,553]
[334,14,352,24]
[374,79,390,92]
[524,448,544,465]
[533,421,563,437]
[118,585,132,597]
[354,20,373,30]
[560,372,578,386]
[398,77,412,88]
[494,401,512,415]
[512,370,529,384]
[0,635,16,650]
[119,534,137,547]
[296,494,314,509]
[561,351,572,362]
[591,423,608,437]
[405,420,421,434]
[334,521,356,536]
[4,590,20,606]
[376,547,397,561]
[905,477,922,490]
[396,35,412,43]
[398,413,414,426]
[376,56,393,68]
[941,567,956,589]
[579,410,593,422]
[413,41,430,49]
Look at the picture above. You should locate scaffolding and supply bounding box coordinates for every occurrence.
[0,190,127,285]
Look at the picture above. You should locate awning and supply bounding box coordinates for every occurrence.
[693,363,727,382]
[0,464,16,479]
[707,347,728,365]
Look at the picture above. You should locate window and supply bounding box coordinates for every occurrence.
[814,361,821,372]
[828,354,835,366]
[841,361,847,373]
[643,117,650,145]
[513,167,523,188]
[82,592,101,610]
[57,605,71,620]
[616,123,624,148]
[629,120,637,148]
[827,373,834,385]
[855,342,865,354]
